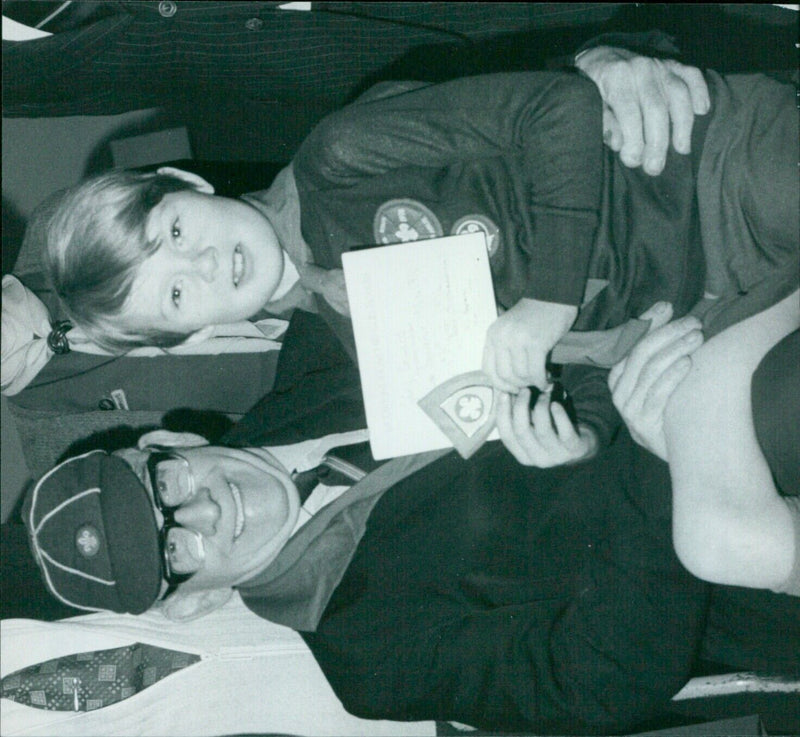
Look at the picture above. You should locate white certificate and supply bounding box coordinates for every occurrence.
[342,232,497,459]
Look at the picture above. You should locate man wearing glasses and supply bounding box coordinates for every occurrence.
[20,307,800,734]
[24,420,367,618]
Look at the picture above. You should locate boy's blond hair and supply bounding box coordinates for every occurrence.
[31,170,197,353]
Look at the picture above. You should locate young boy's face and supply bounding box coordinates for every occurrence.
[122,190,284,335]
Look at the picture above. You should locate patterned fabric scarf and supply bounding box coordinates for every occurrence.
[1,643,200,711]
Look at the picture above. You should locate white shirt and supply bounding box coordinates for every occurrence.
[1,595,434,736]
[1,429,436,737]
[268,248,302,303]
[267,428,370,534]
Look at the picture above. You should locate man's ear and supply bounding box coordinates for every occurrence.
[137,429,209,450]
[158,588,233,622]
[156,166,215,194]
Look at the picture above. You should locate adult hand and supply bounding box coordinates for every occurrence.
[496,388,598,468]
[298,263,350,316]
[482,298,577,392]
[608,303,703,461]
[575,46,710,175]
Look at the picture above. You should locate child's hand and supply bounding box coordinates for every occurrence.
[298,263,350,316]
[482,298,578,392]
[495,388,598,467]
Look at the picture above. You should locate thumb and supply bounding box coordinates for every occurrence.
[639,301,674,332]
[602,106,623,152]
[527,358,550,392]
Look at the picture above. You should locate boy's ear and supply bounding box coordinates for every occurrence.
[180,325,216,345]
[156,166,215,194]
[158,588,233,622]
[138,429,209,450]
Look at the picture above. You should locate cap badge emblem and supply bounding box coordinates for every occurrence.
[75,525,101,558]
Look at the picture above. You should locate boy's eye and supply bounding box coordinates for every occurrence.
[171,284,182,308]
[171,219,182,240]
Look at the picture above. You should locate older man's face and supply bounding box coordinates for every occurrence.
[117,445,301,592]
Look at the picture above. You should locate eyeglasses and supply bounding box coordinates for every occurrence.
[146,451,206,595]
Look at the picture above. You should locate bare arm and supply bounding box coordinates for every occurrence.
[664,290,800,590]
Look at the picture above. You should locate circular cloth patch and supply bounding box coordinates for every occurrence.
[451,214,500,257]
[373,199,444,245]
[75,524,101,558]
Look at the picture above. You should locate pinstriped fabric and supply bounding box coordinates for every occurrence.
[3,2,616,116]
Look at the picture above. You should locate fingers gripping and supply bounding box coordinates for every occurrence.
[609,302,672,394]
[639,301,675,330]
[595,52,707,174]
[634,58,670,174]
[665,60,711,115]
[498,388,547,462]
[663,73,694,155]
[611,315,701,410]
[497,388,586,467]
[549,400,579,441]
[643,352,693,412]
[611,317,704,456]
[623,334,697,422]
[604,60,645,167]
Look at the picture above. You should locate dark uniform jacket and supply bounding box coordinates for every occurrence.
[228,310,800,735]
[290,70,706,450]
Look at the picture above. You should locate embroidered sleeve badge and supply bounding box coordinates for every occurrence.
[373,199,444,244]
[451,214,500,257]
[418,371,498,459]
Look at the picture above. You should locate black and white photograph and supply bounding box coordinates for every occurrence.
[2,3,798,736]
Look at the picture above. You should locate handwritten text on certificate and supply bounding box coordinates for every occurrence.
[342,232,497,459]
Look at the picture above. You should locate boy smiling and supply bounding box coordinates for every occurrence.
[120,168,287,341]
[35,165,305,353]
[29,51,710,376]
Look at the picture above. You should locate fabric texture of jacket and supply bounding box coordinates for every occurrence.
[289,70,706,447]
[2,2,617,117]
[230,310,800,734]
